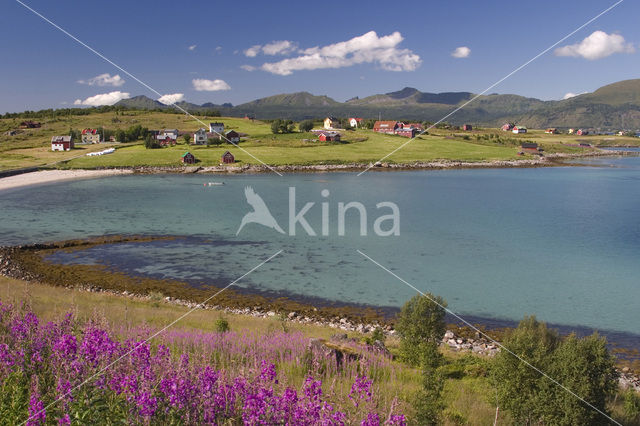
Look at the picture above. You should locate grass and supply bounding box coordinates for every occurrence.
[3,111,637,171]
[0,275,508,424]
[3,274,638,424]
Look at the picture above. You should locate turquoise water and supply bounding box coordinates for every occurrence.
[1,155,639,336]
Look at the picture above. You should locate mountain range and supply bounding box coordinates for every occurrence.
[115,79,640,129]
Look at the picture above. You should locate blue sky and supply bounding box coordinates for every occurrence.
[1,0,639,113]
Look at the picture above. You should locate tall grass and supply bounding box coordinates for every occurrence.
[0,300,407,424]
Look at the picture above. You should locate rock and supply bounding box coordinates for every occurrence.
[330,333,348,342]
[287,311,297,319]
[370,340,391,357]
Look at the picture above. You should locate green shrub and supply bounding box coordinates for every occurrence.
[215,317,230,333]
[395,293,446,366]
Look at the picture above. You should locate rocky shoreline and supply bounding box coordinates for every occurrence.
[130,150,631,175]
[0,150,634,192]
[1,245,639,392]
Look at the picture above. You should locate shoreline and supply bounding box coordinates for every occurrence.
[0,149,635,192]
[1,237,639,390]
[0,169,133,192]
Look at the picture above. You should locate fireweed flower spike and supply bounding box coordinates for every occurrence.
[1,303,405,424]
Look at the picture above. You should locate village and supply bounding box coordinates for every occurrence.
[4,111,640,174]
[40,115,613,164]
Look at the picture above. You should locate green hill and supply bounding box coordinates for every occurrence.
[111,80,640,128]
[237,91,339,107]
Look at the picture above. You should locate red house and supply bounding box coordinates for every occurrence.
[373,121,401,134]
[51,136,74,151]
[221,151,235,164]
[20,121,41,129]
[520,142,539,153]
[462,124,473,131]
[318,131,340,142]
[501,123,514,131]
[181,152,196,164]
[394,127,416,138]
[576,129,589,136]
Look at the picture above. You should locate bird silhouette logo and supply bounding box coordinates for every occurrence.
[236,186,285,235]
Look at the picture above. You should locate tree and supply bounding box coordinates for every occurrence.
[285,120,296,133]
[271,119,295,134]
[492,317,617,425]
[298,120,314,133]
[143,134,157,149]
[414,344,445,425]
[395,293,447,366]
[115,129,127,143]
[539,333,617,425]
[271,120,282,134]
[361,119,377,129]
[68,128,81,142]
[492,316,560,424]
[182,133,191,145]
[208,135,222,146]
[623,389,640,423]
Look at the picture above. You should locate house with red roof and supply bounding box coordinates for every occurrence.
[348,117,363,128]
[51,136,74,151]
[318,131,340,142]
[81,128,101,144]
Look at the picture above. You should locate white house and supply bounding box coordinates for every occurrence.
[81,129,101,144]
[193,128,208,145]
[51,135,74,151]
[324,117,339,129]
[512,126,527,134]
[209,122,224,134]
[156,129,178,146]
[349,117,363,128]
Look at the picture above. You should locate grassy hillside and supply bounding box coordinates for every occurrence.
[1,110,638,172]
[236,91,339,107]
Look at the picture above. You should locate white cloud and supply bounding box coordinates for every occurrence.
[555,31,635,60]
[262,40,298,55]
[77,73,125,87]
[244,40,297,57]
[188,45,197,51]
[240,65,256,71]
[260,31,421,76]
[562,92,587,100]
[73,91,130,106]
[451,46,471,58]
[158,93,185,105]
[215,46,222,51]
[192,78,231,91]
[244,45,262,57]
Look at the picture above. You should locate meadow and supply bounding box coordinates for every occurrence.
[2,276,639,424]
[0,276,507,425]
[2,111,637,171]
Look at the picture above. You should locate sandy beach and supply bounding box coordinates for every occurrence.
[0,169,133,192]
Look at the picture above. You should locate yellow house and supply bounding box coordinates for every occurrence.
[324,117,339,129]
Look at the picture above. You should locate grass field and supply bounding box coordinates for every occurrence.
[2,111,638,171]
[0,275,509,424]
[3,272,639,423]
